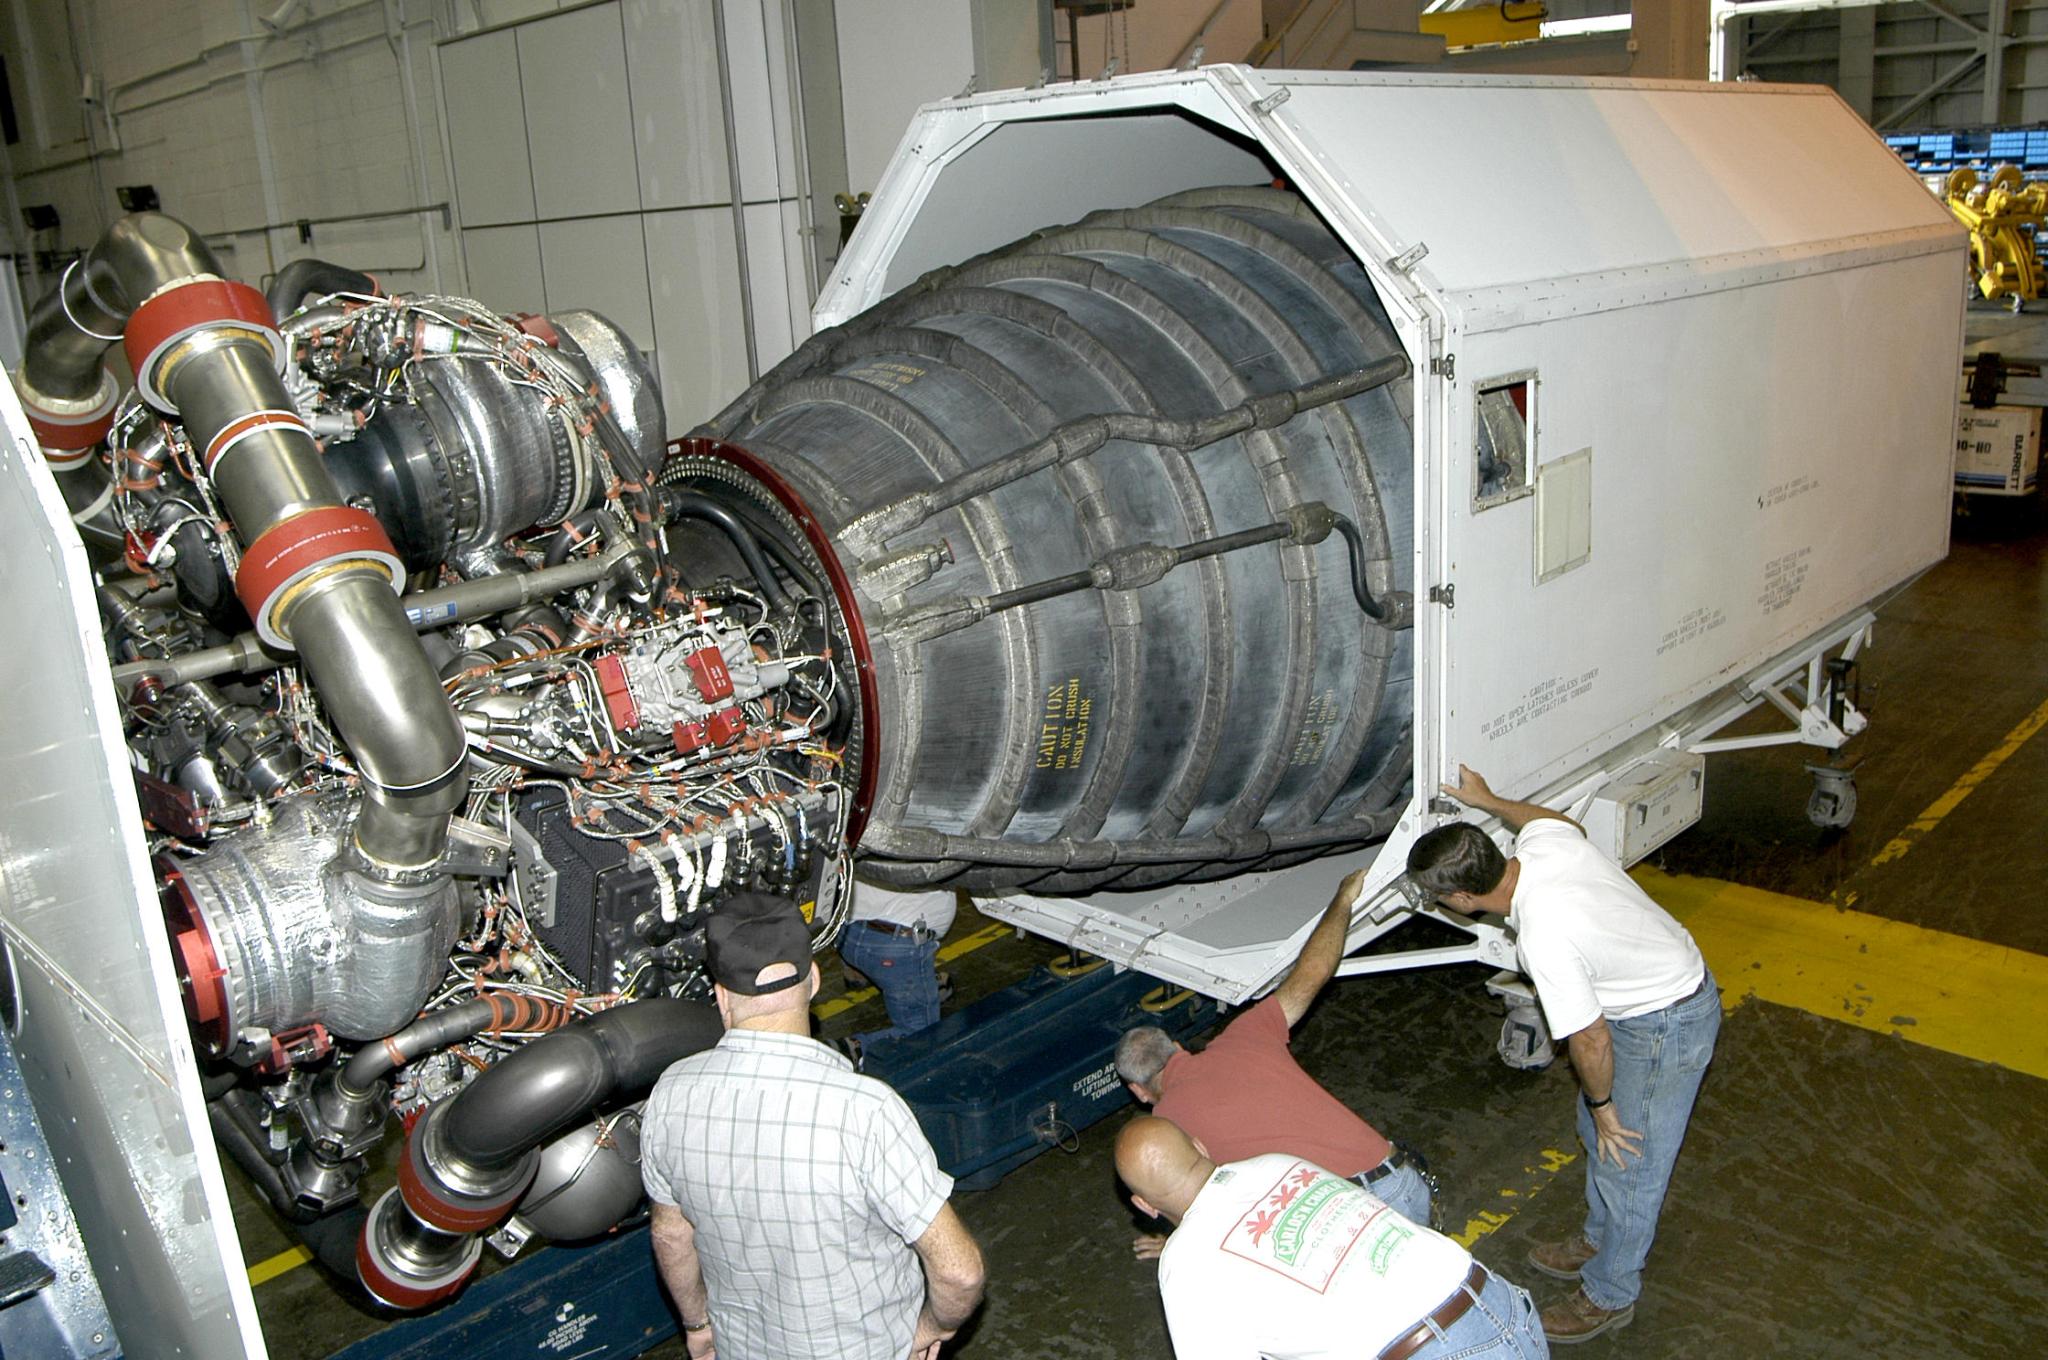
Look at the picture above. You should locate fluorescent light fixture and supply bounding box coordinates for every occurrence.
[1541,15,1633,37]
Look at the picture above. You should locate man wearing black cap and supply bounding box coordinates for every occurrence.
[641,893,987,1360]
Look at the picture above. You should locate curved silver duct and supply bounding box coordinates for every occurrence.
[20,213,469,1046]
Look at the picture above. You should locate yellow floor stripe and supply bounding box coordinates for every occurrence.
[248,1243,313,1287]
[1635,866,2048,1080]
[1451,1147,1577,1250]
[812,923,1013,1022]
[1867,693,2048,867]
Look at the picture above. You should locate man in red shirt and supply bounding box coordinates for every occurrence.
[1115,868,1433,1256]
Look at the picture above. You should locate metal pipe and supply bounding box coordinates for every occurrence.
[358,998,721,1310]
[660,490,793,611]
[710,0,761,380]
[108,537,643,688]
[842,357,1409,551]
[20,212,466,873]
[885,504,1374,643]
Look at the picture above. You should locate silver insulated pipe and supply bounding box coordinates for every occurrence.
[20,214,469,1046]
[693,187,1416,894]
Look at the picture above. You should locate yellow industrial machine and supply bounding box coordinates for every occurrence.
[1944,164,2048,308]
[1418,1,1546,49]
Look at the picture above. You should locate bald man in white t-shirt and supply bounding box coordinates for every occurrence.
[1115,1116,1547,1360]
[1407,767,1720,1347]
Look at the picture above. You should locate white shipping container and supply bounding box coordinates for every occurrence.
[823,67,1966,1000]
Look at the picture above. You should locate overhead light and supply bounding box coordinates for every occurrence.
[1541,14,1633,37]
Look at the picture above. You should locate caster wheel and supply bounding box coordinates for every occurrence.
[1805,762,1858,830]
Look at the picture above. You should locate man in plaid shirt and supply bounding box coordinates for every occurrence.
[642,893,986,1359]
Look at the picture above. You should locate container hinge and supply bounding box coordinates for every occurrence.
[1390,241,1430,274]
[1429,353,1455,381]
[1251,87,1291,115]
[1429,583,1455,609]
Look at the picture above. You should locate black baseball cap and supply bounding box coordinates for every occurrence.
[705,893,814,995]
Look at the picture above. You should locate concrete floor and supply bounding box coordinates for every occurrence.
[240,478,2048,1357]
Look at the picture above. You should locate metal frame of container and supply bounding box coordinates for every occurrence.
[819,65,1964,1003]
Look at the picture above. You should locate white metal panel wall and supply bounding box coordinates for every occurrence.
[439,0,816,434]
[0,394,263,1357]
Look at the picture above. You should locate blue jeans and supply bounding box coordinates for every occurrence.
[1577,971,1721,1310]
[837,922,942,1045]
[1409,1266,1549,1359]
[1357,1159,1434,1229]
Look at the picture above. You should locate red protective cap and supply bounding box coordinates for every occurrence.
[685,645,734,703]
[27,408,115,459]
[234,506,403,648]
[594,654,639,732]
[159,865,230,1057]
[673,719,709,755]
[357,1226,475,1312]
[124,278,285,410]
[511,313,561,348]
[706,706,746,747]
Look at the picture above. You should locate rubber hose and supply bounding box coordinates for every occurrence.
[659,490,794,613]
[1329,513,1396,623]
[438,997,722,1172]
[544,511,610,568]
[267,258,377,320]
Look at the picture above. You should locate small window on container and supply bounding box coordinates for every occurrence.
[1473,373,1534,510]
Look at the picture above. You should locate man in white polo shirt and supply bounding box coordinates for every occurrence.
[1115,1115,1546,1360]
[1406,766,1719,1346]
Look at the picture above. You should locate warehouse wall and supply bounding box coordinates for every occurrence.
[0,0,1004,432]
[1727,0,2048,130]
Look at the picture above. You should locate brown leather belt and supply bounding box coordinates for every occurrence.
[1377,1262,1490,1360]
[859,918,923,937]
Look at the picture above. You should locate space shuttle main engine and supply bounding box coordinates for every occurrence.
[17,184,1413,1314]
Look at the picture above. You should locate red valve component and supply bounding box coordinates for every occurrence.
[673,719,710,755]
[510,313,561,347]
[706,706,746,747]
[594,654,639,732]
[684,645,734,703]
[257,1023,332,1076]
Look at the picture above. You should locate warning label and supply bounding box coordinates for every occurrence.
[1288,689,1341,767]
[1656,605,1727,657]
[1757,547,1813,615]
[1480,667,1600,742]
[538,1305,598,1354]
[1036,677,1093,772]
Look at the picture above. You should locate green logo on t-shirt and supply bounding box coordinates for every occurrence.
[1268,1178,1346,1266]
[1368,1219,1414,1275]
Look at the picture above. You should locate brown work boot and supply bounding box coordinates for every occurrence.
[1540,1287,1634,1345]
[1526,1235,1599,1281]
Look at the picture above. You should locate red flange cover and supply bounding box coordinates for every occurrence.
[123,277,285,409]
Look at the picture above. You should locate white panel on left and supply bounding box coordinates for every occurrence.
[519,4,644,220]
[626,0,732,211]
[646,207,751,431]
[0,390,264,1358]
[540,216,657,352]
[463,225,548,312]
[439,29,537,228]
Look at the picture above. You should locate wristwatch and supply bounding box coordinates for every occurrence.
[682,1317,711,1333]
[1583,1091,1613,1110]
